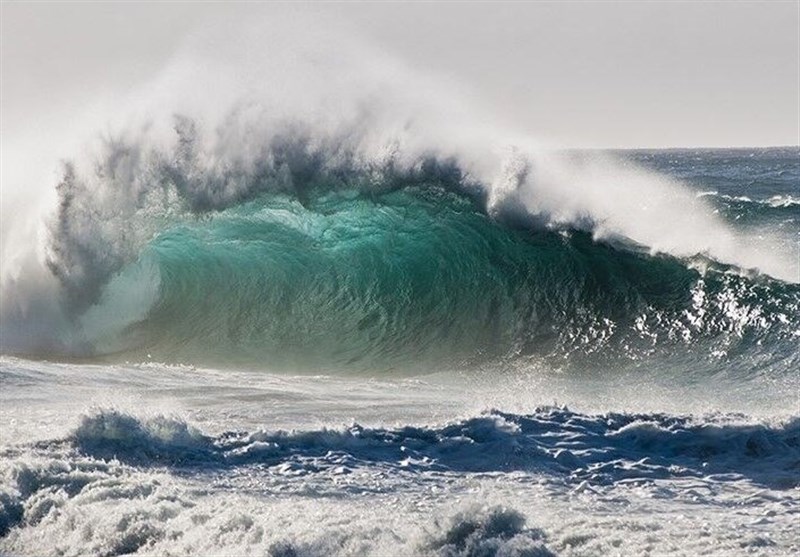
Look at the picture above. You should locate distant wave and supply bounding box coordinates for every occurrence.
[697,191,800,209]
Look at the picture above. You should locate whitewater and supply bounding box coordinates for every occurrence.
[1,17,799,557]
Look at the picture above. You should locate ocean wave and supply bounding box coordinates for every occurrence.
[65,408,800,489]
[7,158,800,371]
[698,191,800,208]
[2,14,797,373]
[2,116,798,370]
[766,195,800,208]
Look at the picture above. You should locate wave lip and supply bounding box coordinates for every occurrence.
[67,408,800,489]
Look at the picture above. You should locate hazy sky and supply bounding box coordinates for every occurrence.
[2,1,799,148]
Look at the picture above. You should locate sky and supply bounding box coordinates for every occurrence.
[1,1,799,149]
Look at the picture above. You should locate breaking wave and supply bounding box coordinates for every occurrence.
[1,21,797,373]
[1,121,798,373]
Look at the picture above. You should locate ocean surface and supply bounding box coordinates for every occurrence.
[1,144,798,556]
